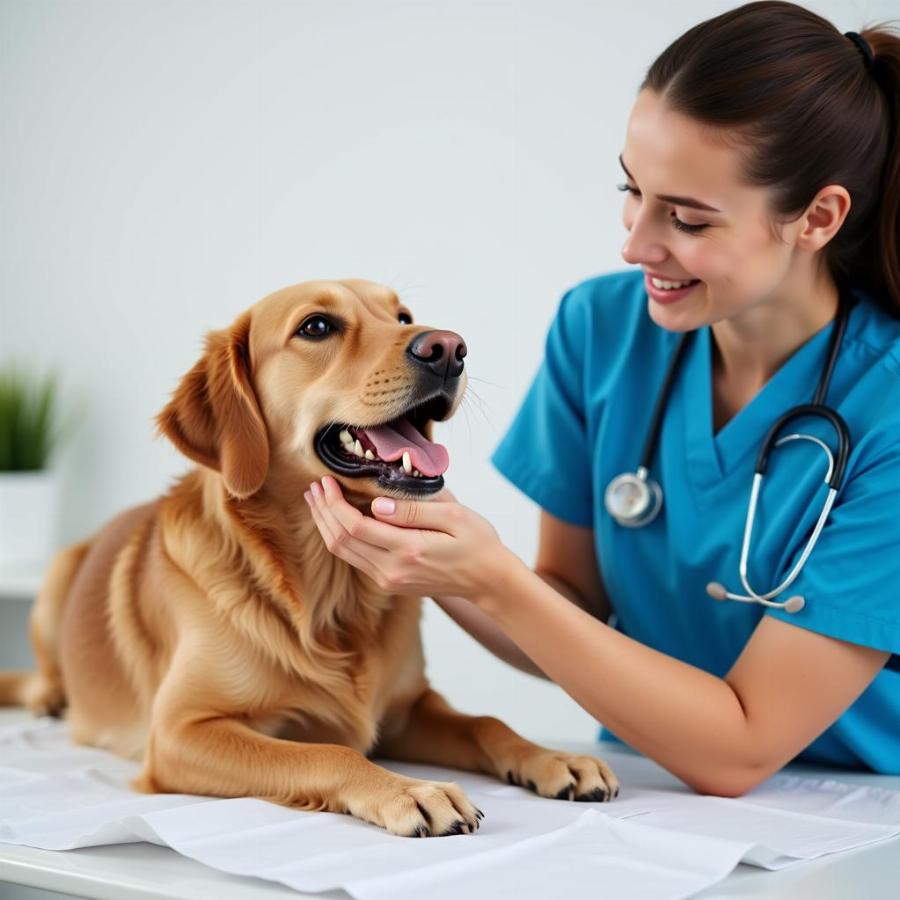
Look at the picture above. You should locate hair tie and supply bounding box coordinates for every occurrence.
[844,31,874,70]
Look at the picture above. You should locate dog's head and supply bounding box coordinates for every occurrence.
[156,279,466,501]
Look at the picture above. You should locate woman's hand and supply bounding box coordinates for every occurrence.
[304,475,515,603]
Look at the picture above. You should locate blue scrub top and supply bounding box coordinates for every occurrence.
[491,268,900,774]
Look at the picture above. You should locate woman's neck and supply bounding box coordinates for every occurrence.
[710,267,840,392]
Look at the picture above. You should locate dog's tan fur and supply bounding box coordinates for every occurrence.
[0,279,617,836]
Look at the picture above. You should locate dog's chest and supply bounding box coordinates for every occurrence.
[255,599,427,753]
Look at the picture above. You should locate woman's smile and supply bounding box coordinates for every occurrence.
[644,272,703,304]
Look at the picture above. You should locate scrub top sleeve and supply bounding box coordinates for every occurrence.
[491,287,594,527]
[765,434,900,657]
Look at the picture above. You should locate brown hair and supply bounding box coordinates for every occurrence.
[641,1,900,318]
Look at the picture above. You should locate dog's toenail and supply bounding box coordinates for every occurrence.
[415,801,432,826]
[575,786,609,802]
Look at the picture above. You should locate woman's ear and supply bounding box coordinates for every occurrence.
[156,311,270,499]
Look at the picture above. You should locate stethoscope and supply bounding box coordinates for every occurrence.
[604,289,853,615]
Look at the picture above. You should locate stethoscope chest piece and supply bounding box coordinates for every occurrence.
[605,467,663,527]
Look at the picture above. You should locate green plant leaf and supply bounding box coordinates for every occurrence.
[0,362,67,471]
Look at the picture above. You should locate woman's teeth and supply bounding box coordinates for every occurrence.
[338,428,423,477]
[651,277,699,290]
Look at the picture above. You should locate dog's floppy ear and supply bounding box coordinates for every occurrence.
[156,311,269,499]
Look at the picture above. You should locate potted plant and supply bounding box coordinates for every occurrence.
[0,364,71,568]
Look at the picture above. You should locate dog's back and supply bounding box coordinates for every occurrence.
[1,501,159,759]
[60,501,162,758]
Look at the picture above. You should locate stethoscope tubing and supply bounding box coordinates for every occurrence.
[605,285,856,614]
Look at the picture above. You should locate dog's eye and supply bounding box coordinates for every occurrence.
[398,312,413,325]
[297,315,335,339]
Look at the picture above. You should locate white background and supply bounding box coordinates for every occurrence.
[1,0,892,743]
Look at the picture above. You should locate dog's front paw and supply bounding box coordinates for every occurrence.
[347,776,483,837]
[504,749,619,802]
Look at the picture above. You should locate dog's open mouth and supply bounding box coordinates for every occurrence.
[314,394,452,494]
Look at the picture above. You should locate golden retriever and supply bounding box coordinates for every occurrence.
[0,279,618,836]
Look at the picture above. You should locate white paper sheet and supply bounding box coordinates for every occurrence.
[1,718,898,900]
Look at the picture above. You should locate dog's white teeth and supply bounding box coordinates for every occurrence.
[333,427,424,475]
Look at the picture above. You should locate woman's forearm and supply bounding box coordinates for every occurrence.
[432,571,603,680]
[432,594,548,678]
[474,553,755,795]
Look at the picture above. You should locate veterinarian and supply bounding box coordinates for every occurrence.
[306,2,900,793]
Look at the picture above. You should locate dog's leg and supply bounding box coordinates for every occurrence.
[28,541,93,716]
[0,540,91,715]
[134,715,481,837]
[376,688,619,801]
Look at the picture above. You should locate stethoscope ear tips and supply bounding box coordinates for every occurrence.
[705,582,805,613]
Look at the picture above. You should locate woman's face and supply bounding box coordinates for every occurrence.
[619,89,806,333]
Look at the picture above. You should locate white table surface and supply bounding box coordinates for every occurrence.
[1,710,899,899]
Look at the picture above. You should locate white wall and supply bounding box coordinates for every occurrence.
[1,0,888,743]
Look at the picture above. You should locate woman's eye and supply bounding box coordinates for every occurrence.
[616,183,709,235]
[297,315,334,339]
[398,312,413,325]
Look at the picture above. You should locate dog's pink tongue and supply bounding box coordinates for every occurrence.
[360,419,449,477]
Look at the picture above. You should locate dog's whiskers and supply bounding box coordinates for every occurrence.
[466,375,508,390]
[457,388,494,430]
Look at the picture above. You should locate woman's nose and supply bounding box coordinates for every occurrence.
[620,211,667,267]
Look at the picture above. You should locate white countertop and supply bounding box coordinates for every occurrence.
[1,709,899,899]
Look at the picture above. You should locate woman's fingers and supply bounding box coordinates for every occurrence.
[305,476,507,601]
[317,475,461,535]
[305,488,389,580]
[314,477,419,549]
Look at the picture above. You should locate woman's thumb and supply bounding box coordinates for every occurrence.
[371,495,450,529]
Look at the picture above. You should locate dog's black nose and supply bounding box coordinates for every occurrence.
[406,330,467,380]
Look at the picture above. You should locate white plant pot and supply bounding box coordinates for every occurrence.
[0,470,61,568]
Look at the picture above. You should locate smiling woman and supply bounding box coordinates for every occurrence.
[306,0,900,795]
